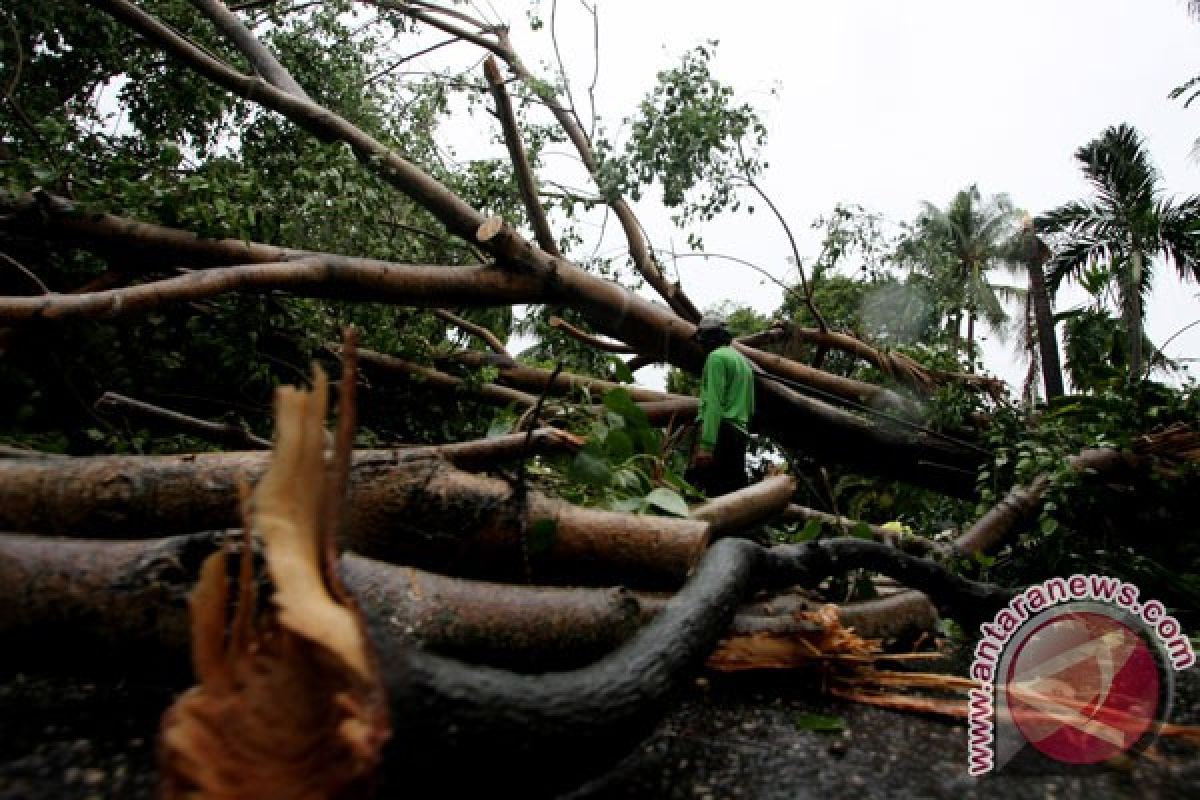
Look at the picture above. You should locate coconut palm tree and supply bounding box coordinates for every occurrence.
[1036,124,1200,380]
[1009,218,1064,400]
[903,185,1026,369]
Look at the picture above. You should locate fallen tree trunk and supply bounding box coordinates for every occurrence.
[0,529,994,793]
[377,536,1011,795]
[0,530,930,675]
[0,452,719,587]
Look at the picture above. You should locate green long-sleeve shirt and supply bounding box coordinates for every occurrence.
[697,345,755,450]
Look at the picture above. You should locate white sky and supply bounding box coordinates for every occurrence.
[422,0,1200,392]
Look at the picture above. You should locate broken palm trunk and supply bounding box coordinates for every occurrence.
[160,365,390,799]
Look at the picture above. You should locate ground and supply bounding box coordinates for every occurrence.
[2,667,1197,799]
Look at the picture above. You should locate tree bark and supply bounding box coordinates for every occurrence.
[0,453,709,587]
[0,529,1005,794]
[0,529,929,674]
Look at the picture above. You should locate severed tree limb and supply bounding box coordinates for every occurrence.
[24,0,993,492]
[482,56,560,257]
[0,530,998,792]
[548,315,637,354]
[95,391,271,449]
[0,450,712,588]
[953,423,1200,556]
[378,536,1011,795]
[734,341,921,418]
[354,347,538,409]
[0,428,579,528]
[690,474,796,539]
[748,322,1009,401]
[439,348,669,402]
[432,308,512,358]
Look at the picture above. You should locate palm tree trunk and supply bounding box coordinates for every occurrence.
[966,310,976,371]
[1027,240,1064,399]
[1127,250,1146,379]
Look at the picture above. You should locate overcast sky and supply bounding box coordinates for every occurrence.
[427,0,1200,391]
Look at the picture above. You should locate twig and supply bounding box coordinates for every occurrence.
[548,315,636,354]
[95,391,271,449]
[0,251,50,294]
[434,307,512,358]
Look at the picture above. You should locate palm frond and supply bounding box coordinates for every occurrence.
[1157,194,1200,282]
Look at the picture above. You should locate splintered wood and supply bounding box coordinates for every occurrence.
[159,355,390,800]
[707,604,877,671]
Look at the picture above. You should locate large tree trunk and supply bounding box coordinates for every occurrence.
[0,449,720,588]
[0,530,935,676]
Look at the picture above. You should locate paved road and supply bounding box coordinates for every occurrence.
[1,670,1197,798]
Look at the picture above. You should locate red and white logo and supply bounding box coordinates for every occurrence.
[1003,608,1163,765]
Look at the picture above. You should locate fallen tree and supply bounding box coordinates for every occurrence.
[0,529,936,675]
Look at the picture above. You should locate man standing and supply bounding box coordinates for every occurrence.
[689,314,755,496]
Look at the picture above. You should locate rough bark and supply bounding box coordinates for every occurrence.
[1024,233,1064,400]
[0,453,708,587]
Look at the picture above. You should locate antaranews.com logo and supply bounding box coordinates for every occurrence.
[967,574,1195,775]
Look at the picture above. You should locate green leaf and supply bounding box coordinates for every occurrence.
[794,713,845,733]
[604,428,635,462]
[796,518,823,541]
[569,446,612,488]
[849,522,874,540]
[602,388,649,430]
[644,487,689,517]
[1040,518,1060,535]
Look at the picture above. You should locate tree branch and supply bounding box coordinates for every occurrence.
[483,56,559,256]
[188,0,310,99]
[433,307,512,358]
[548,315,636,354]
[95,391,271,449]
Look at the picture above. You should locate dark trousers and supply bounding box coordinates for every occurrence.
[687,421,748,497]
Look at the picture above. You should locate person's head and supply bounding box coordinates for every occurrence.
[694,314,732,352]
